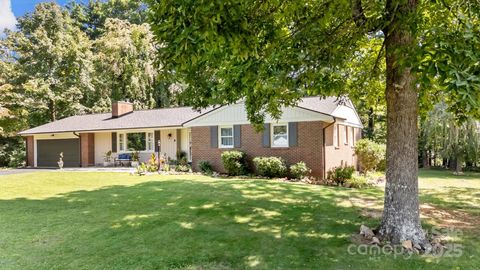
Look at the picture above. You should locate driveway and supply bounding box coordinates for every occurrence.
[0,167,135,176]
[0,168,54,176]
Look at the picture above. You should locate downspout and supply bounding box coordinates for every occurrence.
[322,117,337,179]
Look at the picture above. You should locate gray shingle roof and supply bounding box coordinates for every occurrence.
[19,96,349,135]
[297,96,342,115]
[19,106,213,135]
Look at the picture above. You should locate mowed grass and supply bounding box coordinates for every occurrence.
[0,170,479,269]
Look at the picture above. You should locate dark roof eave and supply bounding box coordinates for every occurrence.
[18,124,185,136]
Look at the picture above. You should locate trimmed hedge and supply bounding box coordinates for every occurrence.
[221,151,247,176]
[289,161,311,179]
[253,156,287,178]
[327,166,355,185]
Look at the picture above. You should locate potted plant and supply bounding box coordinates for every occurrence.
[131,150,140,167]
[103,150,112,167]
[57,152,64,170]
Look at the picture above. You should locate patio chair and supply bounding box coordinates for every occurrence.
[114,153,132,167]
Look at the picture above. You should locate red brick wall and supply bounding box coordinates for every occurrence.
[191,121,325,177]
[324,123,360,174]
[80,133,95,167]
[25,136,34,167]
[112,102,133,118]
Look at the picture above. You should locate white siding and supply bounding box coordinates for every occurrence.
[94,132,111,165]
[180,128,191,161]
[160,129,178,160]
[331,105,363,128]
[184,101,333,127]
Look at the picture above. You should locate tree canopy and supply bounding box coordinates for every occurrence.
[147,0,480,247]
[148,0,479,124]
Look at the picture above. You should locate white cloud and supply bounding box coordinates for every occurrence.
[0,0,17,35]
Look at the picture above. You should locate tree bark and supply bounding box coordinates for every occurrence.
[48,99,56,122]
[422,150,430,169]
[449,158,457,171]
[367,107,375,139]
[377,0,430,249]
[455,156,463,174]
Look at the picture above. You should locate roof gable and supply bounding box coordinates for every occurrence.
[184,100,334,127]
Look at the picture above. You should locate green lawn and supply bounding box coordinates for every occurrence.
[0,170,479,269]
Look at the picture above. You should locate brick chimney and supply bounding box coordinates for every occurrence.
[112,101,134,118]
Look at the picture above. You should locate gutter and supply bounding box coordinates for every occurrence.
[322,117,337,179]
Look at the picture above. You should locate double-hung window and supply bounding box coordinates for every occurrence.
[146,132,154,151]
[271,123,289,147]
[349,127,354,146]
[219,126,234,148]
[344,125,348,145]
[118,131,154,152]
[119,133,125,152]
[333,124,339,147]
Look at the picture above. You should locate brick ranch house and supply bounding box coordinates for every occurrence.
[19,96,363,178]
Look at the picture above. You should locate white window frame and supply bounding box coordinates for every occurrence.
[118,131,154,153]
[271,123,289,148]
[349,127,354,146]
[119,133,126,152]
[146,132,154,151]
[343,125,348,145]
[219,125,234,148]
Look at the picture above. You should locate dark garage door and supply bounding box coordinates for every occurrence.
[37,139,80,167]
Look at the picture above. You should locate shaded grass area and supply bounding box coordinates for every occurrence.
[0,171,479,269]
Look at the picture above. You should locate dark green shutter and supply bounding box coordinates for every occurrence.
[154,130,160,152]
[111,132,117,153]
[288,122,298,147]
[210,126,218,148]
[234,125,241,148]
[262,123,270,147]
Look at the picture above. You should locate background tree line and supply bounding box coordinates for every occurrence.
[0,0,180,166]
[0,0,478,173]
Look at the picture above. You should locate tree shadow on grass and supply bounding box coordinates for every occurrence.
[0,178,478,269]
[0,179,369,269]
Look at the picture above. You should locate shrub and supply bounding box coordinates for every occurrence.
[289,162,311,180]
[198,160,214,175]
[221,151,247,176]
[327,166,355,185]
[354,139,386,173]
[175,164,191,172]
[146,153,159,172]
[253,156,287,178]
[131,150,140,162]
[0,137,24,168]
[345,175,370,188]
[135,163,147,175]
[7,148,25,168]
[177,151,188,165]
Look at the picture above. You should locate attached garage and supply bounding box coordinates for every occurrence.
[37,139,80,167]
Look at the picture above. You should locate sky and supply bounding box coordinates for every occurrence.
[0,0,78,34]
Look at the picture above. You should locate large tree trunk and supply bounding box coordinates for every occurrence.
[455,156,463,174]
[422,150,430,169]
[377,0,429,249]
